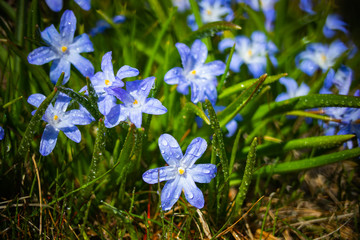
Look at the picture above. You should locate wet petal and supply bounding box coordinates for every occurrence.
[50,58,71,84]
[190,39,208,66]
[142,166,177,184]
[182,174,204,209]
[40,124,59,156]
[181,137,207,168]
[175,42,190,68]
[101,51,114,74]
[27,93,46,108]
[164,67,185,85]
[41,25,61,46]
[28,47,59,65]
[161,176,183,211]
[59,10,77,45]
[70,34,94,53]
[74,0,91,11]
[116,65,139,80]
[158,134,183,166]
[142,98,167,115]
[45,0,62,12]
[188,164,217,183]
[67,53,94,79]
[60,125,81,143]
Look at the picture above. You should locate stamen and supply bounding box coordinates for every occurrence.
[191,70,196,75]
[321,54,326,62]
[207,10,212,15]
[178,167,185,175]
[133,99,138,105]
[61,46,67,52]
[247,50,252,56]
[105,79,111,86]
[53,115,59,121]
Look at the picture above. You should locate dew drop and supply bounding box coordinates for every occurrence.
[161,139,168,146]
[161,150,165,154]
[187,192,194,199]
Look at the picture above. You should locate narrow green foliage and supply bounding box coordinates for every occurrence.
[229,128,242,176]
[86,77,98,105]
[233,137,257,216]
[184,102,210,125]
[241,135,356,157]
[218,74,267,128]
[57,86,102,120]
[217,43,236,91]
[219,73,287,99]
[285,110,343,122]
[17,73,63,158]
[183,21,241,44]
[252,94,360,121]
[2,96,23,108]
[189,0,203,29]
[255,147,360,175]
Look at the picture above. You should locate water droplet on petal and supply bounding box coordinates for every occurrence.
[187,192,194,199]
[161,139,168,146]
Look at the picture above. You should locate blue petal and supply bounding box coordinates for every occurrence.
[134,77,155,102]
[0,127,4,140]
[50,58,71,84]
[299,0,315,15]
[41,25,61,46]
[101,51,114,74]
[279,77,298,96]
[182,174,204,209]
[106,87,134,105]
[275,92,290,102]
[54,92,71,112]
[328,40,347,61]
[98,94,117,116]
[67,109,94,125]
[28,47,58,65]
[60,125,81,143]
[188,164,217,183]
[324,68,335,89]
[199,61,226,76]
[142,98,167,115]
[164,67,185,85]
[40,124,59,156]
[129,108,142,128]
[67,53,94,79]
[74,0,91,11]
[158,134,183,166]
[225,119,238,137]
[229,54,243,73]
[161,176,183,211]
[218,38,235,52]
[104,104,125,128]
[59,10,77,45]
[45,0,62,12]
[248,62,265,78]
[181,137,207,168]
[113,15,126,23]
[142,166,177,184]
[190,40,208,65]
[116,65,139,80]
[297,82,310,97]
[298,59,317,76]
[70,34,94,53]
[28,93,46,108]
[175,43,190,68]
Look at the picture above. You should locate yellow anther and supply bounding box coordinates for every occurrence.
[53,115,59,121]
[321,54,326,62]
[178,168,185,175]
[191,70,196,75]
[105,79,111,86]
[207,10,212,15]
[247,50,252,56]
[133,99,138,105]
[61,46,67,52]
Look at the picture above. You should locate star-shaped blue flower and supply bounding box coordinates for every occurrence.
[45,0,91,12]
[142,134,217,210]
[80,51,139,116]
[296,40,347,76]
[27,92,94,156]
[28,10,94,85]
[323,14,348,38]
[105,77,167,128]
[164,40,225,104]
[275,77,310,102]
[320,65,353,95]
[219,31,278,78]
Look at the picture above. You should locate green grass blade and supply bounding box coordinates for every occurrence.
[218,74,267,128]
[252,94,360,121]
[184,102,210,125]
[219,73,287,99]
[255,147,360,175]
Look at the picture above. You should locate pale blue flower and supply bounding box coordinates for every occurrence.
[321,65,353,95]
[80,51,139,116]
[45,0,90,12]
[28,10,94,84]
[89,15,126,36]
[219,31,277,77]
[187,0,234,31]
[296,40,347,76]
[323,14,348,38]
[275,77,310,102]
[142,134,216,210]
[164,40,225,104]
[105,77,167,128]
[27,92,93,156]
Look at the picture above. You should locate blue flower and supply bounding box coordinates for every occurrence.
[172,0,190,12]
[142,134,216,210]
[187,0,234,31]
[275,77,310,102]
[89,15,126,36]
[237,0,278,31]
[80,51,139,116]
[219,31,278,78]
[296,40,347,76]
[45,0,91,12]
[27,92,94,156]
[323,14,348,38]
[28,10,94,85]
[164,40,225,104]
[0,126,4,140]
[321,66,353,95]
[299,0,315,15]
[105,77,167,128]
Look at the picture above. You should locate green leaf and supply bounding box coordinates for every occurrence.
[255,147,360,175]
[285,110,342,122]
[184,102,210,125]
[241,135,356,157]
[183,21,241,44]
[218,74,267,128]
[233,137,257,216]
[252,94,360,121]
[219,73,287,99]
